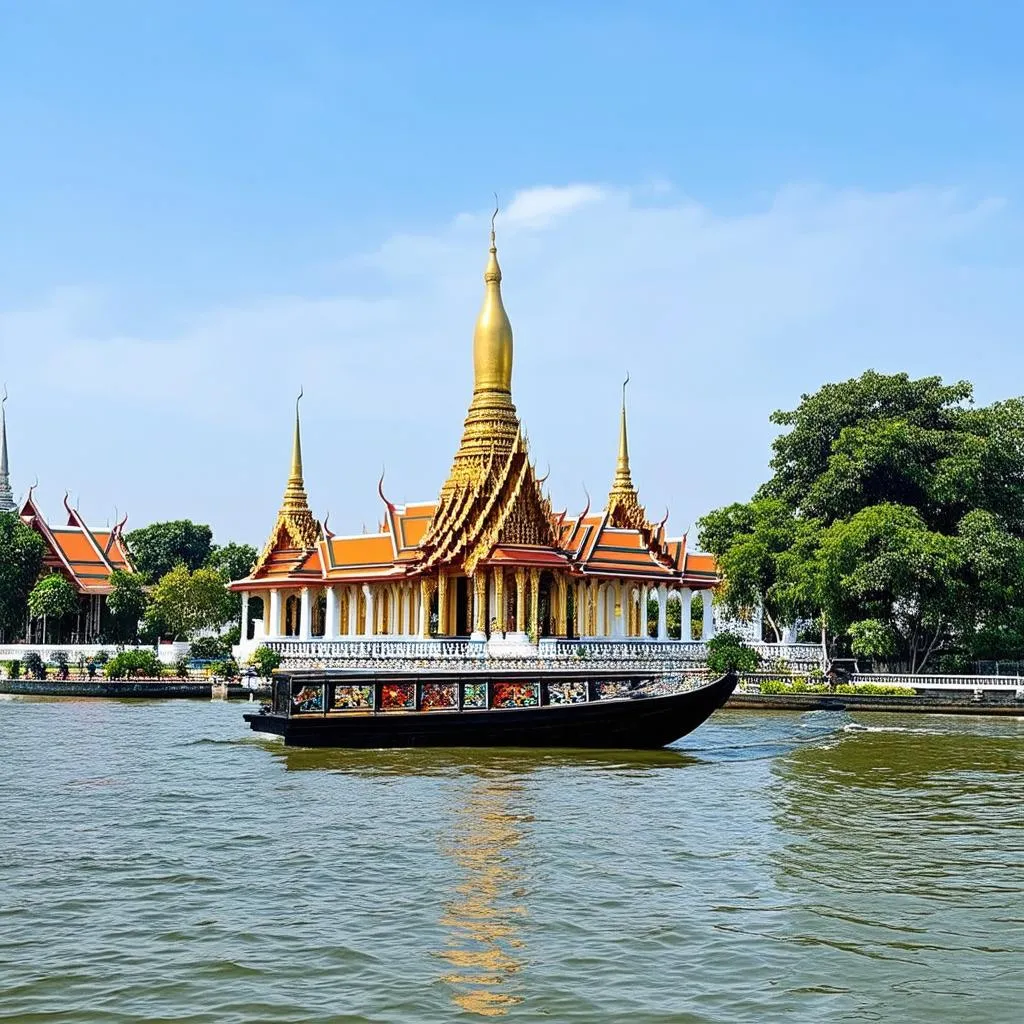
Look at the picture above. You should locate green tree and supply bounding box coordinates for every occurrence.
[705,630,761,674]
[248,645,281,679]
[697,498,800,641]
[106,569,149,642]
[145,564,233,641]
[0,511,45,640]
[28,573,79,641]
[206,541,258,623]
[126,520,214,581]
[206,542,257,583]
[705,370,1024,670]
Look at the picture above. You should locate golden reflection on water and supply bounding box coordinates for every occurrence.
[436,779,529,1017]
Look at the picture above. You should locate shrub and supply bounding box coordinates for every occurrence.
[23,652,46,680]
[706,630,761,674]
[174,655,191,678]
[209,658,239,680]
[53,650,70,680]
[9,659,20,679]
[759,678,829,694]
[105,649,163,679]
[247,645,281,679]
[835,683,917,697]
[188,635,231,662]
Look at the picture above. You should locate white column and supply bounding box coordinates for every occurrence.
[299,587,312,640]
[419,585,430,637]
[268,589,281,639]
[325,586,338,640]
[596,585,605,636]
[680,588,692,642]
[657,584,668,640]
[702,589,715,640]
[240,591,250,642]
[363,584,375,636]
[407,585,416,635]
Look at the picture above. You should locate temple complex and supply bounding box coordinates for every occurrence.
[231,221,719,663]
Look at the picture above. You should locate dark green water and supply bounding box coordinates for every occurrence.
[1,700,1021,1023]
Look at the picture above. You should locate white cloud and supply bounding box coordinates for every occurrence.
[503,184,609,228]
[0,182,1020,544]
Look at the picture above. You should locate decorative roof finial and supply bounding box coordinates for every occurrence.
[289,387,304,486]
[377,466,395,512]
[613,373,634,489]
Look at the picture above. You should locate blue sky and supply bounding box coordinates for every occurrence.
[1,1,1022,545]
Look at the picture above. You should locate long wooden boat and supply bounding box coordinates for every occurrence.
[243,668,737,749]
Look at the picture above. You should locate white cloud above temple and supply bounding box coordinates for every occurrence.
[1,180,1021,543]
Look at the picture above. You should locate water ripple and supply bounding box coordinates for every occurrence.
[0,700,1020,1022]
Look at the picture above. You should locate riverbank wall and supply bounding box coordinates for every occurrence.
[727,690,1024,716]
[0,678,268,700]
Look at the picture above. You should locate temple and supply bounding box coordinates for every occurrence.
[0,389,138,643]
[231,220,719,662]
[11,489,135,643]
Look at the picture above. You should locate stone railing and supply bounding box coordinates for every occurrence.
[0,642,146,664]
[851,672,1024,692]
[264,637,486,666]
[253,635,826,672]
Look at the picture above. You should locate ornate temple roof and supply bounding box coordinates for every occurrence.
[232,215,717,592]
[19,491,135,594]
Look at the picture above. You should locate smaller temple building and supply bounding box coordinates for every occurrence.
[15,490,135,644]
[231,219,720,664]
[1,391,136,644]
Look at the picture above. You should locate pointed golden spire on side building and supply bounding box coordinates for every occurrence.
[606,374,646,528]
[253,390,321,573]
[281,388,311,513]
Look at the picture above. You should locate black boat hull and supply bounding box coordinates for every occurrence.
[243,672,737,749]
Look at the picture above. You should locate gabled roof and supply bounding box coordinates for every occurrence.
[577,523,681,582]
[19,491,135,594]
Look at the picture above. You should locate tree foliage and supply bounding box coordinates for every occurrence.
[206,541,258,621]
[0,511,45,638]
[248,645,281,679]
[705,630,761,674]
[698,498,799,641]
[28,573,79,621]
[206,542,257,583]
[145,564,233,641]
[701,371,1024,671]
[106,569,149,642]
[126,520,214,581]
[105,649,164,679]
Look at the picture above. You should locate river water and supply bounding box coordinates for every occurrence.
[0,699,1020,1024]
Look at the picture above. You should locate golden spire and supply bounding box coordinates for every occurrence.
[438,201,522,495]
[281,388,309,512]
[611,373,634,493]
[472,203,514,396]
[253,390,321,572]
[606,374,646,528]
